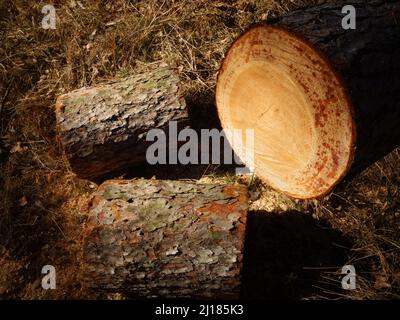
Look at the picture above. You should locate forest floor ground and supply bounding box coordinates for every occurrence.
[0,0,399,299]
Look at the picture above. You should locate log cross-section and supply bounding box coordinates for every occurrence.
[83,179,248,299]
[55,66,189,180]
[216,0,400,199]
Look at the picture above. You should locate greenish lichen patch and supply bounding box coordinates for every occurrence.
[84,179,248,298]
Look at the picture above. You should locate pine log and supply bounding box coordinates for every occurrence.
[83,179,248,298]
[216,0,400,199]
[55,66,189,180]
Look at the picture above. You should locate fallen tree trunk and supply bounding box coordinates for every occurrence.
[216,0,400,199]
[83,179,248,298]
[55,66,189,180]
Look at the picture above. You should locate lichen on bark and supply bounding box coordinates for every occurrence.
[84,179,248,298]
[55,66,189,180]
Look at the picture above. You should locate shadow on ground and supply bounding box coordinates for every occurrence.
[241,210,351,299]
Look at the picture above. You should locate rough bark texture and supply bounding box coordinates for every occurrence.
[55,66,189,180]
[83,179,248,298]
[270,0,400,174]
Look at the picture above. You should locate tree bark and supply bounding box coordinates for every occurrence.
[270,0,400,174]
[83,179,248,299]
[55,66,189,181]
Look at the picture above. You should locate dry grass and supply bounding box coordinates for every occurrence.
[314,150,400,299]
[0,0,399,299]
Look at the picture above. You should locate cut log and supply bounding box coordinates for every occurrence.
[55,66,189,180]
[83,179,248,298]
[216,0,400,199]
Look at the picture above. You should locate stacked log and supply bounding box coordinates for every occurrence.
[55,66,189,180]
[83,179,248,298]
